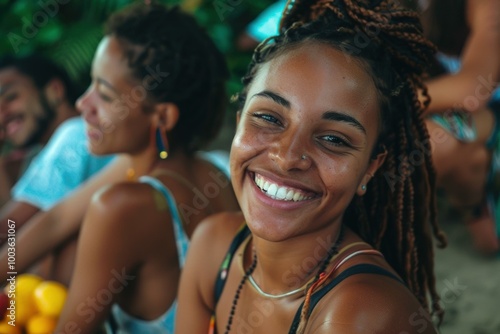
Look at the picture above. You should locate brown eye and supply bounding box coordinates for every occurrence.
[252,113,281,125]
[320,135,350,148]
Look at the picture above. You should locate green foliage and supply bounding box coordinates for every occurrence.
[0,0,274,104]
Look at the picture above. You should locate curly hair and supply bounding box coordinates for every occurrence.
[237,0,447,331]
[104,3,229,154]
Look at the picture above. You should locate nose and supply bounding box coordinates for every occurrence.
[269,128,312,171]
[76,87,97,124]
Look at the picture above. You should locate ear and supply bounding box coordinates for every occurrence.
[356,149,387,196]
[153,102,179,132]
[43,78,66,107]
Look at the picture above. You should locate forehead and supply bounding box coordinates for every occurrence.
[249,42,379,121]
[92,36,136,87]
[0,68,37,92]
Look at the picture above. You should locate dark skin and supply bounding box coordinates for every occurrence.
[0,68,78,207]
[55,36,239,333]
[176,43,437,333]
[0,155,130,286]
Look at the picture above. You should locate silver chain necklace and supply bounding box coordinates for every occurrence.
[247,273,307,299]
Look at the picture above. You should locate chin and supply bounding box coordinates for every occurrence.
[88,145,110,156]
[12,134,32,149]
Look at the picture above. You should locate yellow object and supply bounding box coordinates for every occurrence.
[26,315,57,334]
[33,281,67,317]
[0,320,22,334]
[12,300,36,327]
[6,274,42,303]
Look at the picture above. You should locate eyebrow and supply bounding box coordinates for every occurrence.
[251,90,366,135]
[323,111,366,134]
[97,78,119,94]
[251,90,291,109]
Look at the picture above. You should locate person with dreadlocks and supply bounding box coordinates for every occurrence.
[176,0,446,333]
[52,3,239,333]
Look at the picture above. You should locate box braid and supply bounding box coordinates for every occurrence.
[236,0,448,329]
[105,3,229,154]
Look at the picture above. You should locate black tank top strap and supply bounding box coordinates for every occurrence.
[288,263,404,334]
[213,224,251,306]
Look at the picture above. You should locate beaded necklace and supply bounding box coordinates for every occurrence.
[223,226,345,334]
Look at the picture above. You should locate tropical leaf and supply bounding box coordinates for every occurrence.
[44,22,104,89]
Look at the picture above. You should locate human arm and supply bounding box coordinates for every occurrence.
[176,212,244,334]
[0,155,129,284]
[423,0,500,115]
[54,182,147,333]
[0,201,40,245]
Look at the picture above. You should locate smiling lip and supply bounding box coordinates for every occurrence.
[4,115,24,138]
[86,127,102,142]
[250,171,319,208]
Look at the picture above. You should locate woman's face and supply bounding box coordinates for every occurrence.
[77,36,154,156]
[230,42,384,241]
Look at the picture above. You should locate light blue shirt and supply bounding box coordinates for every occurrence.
[12,117,115,210]
[247,0,287,42]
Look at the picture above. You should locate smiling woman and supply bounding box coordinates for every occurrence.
[176,0,447,334]
[53,3,240,334]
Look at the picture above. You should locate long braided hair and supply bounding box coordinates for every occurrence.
[237,0,448,330]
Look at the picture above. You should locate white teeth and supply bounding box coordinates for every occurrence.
[263,181,270,191]
[254,174,314,202]
[256,177,262,188]
[276,187,287,200]
[267,183,278,197]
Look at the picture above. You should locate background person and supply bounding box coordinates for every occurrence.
[54,4,239,333]
[0,58,115,283]
[0,54,115,239]
[0,54,80,204]
[420,0,500,255]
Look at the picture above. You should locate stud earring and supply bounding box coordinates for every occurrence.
[156,127,168,159]
[301,154,307,160]
[361,184,367,191]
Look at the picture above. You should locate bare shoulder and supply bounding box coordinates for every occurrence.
[307,274,438,334]
[90,181,161,217]
[186,211,245,307]
[192,211,245,244]
[189,211,246,267]
[85,181,170,240]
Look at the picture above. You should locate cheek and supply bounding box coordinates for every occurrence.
[96,103,130,135]
[230,123,264,166]
[320,157,364,193]
[23,97,42,116]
